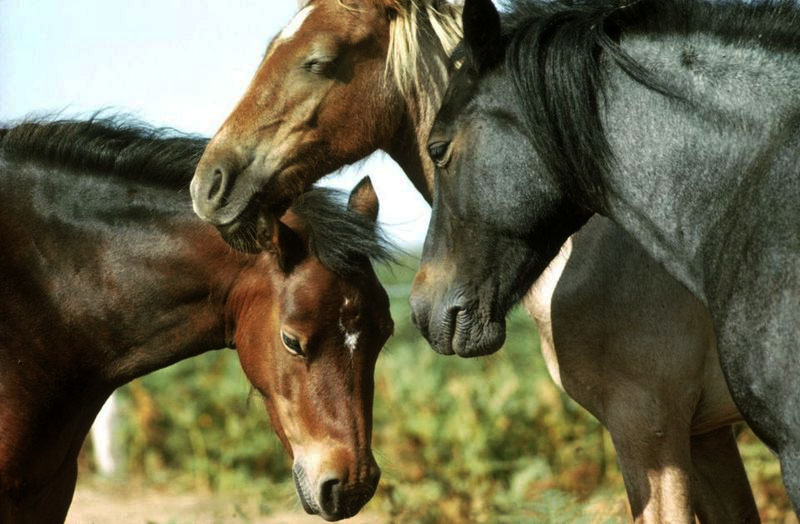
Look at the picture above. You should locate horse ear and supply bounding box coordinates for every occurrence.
[348,176,379,222]
[257,213,304,273]
[272,220,306,273]
[462,0,503,70]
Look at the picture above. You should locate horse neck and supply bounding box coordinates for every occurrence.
[97,221,257,385]
[0,161,255,386]
[384,3,461,203]
[386,110,436,202]
[600,34,800,306]
[101,222,254,385]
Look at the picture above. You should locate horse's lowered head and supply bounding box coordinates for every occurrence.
[410,0,591,357]
[232,178,394,520]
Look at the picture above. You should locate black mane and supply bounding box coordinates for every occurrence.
[497,0,800,207]
[0,116,396,274]
[0,115,208,189]
[290,188,398,275]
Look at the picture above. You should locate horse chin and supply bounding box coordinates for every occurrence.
[452,315,506,358]
[429,303,506,357]
[292,463,321,516]
[213,194,269,253]
[215,220,261,253]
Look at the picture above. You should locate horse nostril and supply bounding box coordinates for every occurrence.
[449,303,469,330]
[207,166,226,203]
[318,476,342,515]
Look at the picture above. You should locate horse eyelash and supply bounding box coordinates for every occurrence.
[303,56,336,75]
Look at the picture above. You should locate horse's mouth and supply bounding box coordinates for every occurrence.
[215,212,261,253]
[428,301,507,358]
[214,191,289,254]
[293,464,321,516]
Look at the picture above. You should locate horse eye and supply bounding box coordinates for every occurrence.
[427,141,451,167]
[281,331,305,357]
[304,58,333,75]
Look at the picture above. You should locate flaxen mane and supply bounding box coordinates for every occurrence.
[384,0,462,122]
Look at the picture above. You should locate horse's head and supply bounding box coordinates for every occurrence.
[191,0,401,231]
[410,0,590,357]
[190,0,462,246]
[232,178,393,520]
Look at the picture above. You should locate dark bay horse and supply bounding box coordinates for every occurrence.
[0,118,393,522]
[411,0,800,512]
[188,1,765,520]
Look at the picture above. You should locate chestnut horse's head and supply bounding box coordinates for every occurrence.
[190,0,461,243]
[232,178,394,520]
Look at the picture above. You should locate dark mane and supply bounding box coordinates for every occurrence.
[0,117,396,274]
[498,0,800,208]
[289,188,398,275]
[0,115,208,188]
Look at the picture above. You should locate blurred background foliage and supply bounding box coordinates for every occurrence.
[78,256,792,523]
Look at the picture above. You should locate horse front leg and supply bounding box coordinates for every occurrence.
[690,425,759,523]
[778,448,800,516]
[606,404,694,524]
[0,458,77,524]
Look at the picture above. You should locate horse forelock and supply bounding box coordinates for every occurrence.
[385,0,462,123]
[288,187,398,276]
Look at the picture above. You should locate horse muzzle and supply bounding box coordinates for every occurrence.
[292,456,380,521]
[410,283,506,358]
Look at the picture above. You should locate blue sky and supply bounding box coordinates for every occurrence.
[0,0,430,248]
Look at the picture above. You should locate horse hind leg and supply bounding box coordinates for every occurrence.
[690,425,760,523]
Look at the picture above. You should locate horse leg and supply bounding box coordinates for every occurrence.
[689,426,759,523]
[0,458,77,524]
[779,446,800,514]
[606,407,694,524]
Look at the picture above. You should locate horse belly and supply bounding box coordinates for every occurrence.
[523,237,573,391]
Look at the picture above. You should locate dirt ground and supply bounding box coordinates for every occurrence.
[66,482,386,524]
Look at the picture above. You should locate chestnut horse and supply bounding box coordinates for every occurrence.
[189,1,761,521]
[0,118,393,522]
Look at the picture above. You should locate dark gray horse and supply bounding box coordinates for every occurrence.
[410,0,800,511]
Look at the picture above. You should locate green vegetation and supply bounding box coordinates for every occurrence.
[85,257,791,522]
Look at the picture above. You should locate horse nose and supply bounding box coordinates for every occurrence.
[318,474,343,516]
[190,161,235,222]
[317,461,381,520]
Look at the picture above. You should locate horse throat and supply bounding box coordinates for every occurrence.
[383,3,461,203]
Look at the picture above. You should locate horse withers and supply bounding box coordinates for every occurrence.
[0,118,393,522]
[411,0,800,511]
